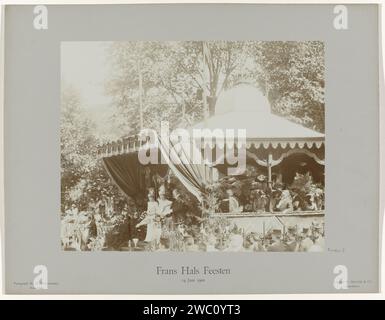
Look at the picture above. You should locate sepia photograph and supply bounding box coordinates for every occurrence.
[4,1,382,297]
[60,41,325,253]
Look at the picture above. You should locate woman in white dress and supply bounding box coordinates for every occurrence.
[136,192,161,246]
[156,186,174,244]
[75,210,92,251]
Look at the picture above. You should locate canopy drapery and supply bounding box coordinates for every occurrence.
[102,136,212,203]
[102,153,147,201]
[102,152,169,203]
[157,134,211,202]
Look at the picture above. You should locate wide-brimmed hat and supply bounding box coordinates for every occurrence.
[256,174,266,182]
[226,187,236,194]
[312,222,321,229]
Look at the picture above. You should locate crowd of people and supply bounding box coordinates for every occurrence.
[217,171,324,214]
[61,183,199,251]
[240,224,325,252]
[61,179,325,252]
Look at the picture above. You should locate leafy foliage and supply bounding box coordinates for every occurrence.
[249,41,325,132]
[60,86,119,210]
[105,41,325,134]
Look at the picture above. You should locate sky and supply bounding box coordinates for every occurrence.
[61,41,112,109]
[61,41,125,140]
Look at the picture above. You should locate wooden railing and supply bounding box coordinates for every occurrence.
[209,210,325,218]
[97,134,145,157]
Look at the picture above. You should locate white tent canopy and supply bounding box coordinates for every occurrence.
[191,84,324,149]
[100,84,324,155]
[192,111,324,140]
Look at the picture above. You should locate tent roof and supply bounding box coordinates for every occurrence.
[191,111,324,140]
[99,85,324,157]
[192,84,324,141]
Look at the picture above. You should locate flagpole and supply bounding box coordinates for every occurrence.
[137,59,144,131]
[202,42,209,121]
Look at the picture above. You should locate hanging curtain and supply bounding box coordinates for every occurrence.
[157,134,212,202]
[102,153,146,201]
[102,137,212,203]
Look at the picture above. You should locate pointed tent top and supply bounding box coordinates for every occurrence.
[215,84,271,115]
[193,84,324,140]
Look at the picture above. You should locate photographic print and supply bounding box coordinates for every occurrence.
[4,3,381,295]
[60,41,325,253]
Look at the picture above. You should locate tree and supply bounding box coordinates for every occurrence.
[106,42,180,134]
[105,41,325,136]
[60,85,99,208]
[105,41,253,132]
[248,41,325,132]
